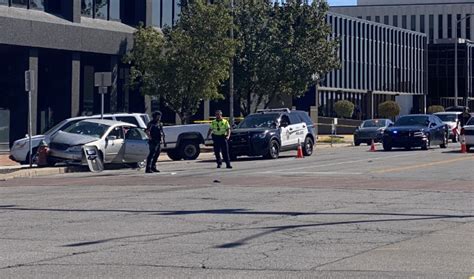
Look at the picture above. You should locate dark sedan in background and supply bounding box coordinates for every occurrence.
[382,114,448,151]
[353,119,393,146]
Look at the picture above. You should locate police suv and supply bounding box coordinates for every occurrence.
[229,108,316,159]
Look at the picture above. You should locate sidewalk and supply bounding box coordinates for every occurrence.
[0,154,19,167]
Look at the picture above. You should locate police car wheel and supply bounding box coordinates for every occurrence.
[302,137,314,156]
[264,139,280,159]
[167,150,183,161]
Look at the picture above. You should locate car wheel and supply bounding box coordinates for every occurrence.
[180,140,200,160]
[421,139,430,150]
[264,139,280,159]
[128,160,146,169]
[440,134,448,149]
[405,146,411,151]
[230,153,238,161]
[167,149,183,161]
[302,137,314,156]
[354,137,361,146]
[466,145,471,152]
[383,143,392,151]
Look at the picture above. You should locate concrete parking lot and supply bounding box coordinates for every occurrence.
[0,143,473,278]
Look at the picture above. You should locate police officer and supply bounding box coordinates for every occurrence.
[207,110,232,169]
[145,111,166,173]
[459,107,472,128]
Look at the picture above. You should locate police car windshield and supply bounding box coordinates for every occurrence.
[63,122,110,139]
[394,116,430,127]
[361,120,386,128]
[238,113,279,129]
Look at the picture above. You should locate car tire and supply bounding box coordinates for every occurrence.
[180,140,200,160]
[383,143,392,151]
[167,149,183,161]
[230,153,238,161]
[302,137,314,156]
[405,146,411,151]
[466,145,471,152]
[440,134,448,149]
[264,139,280,159]
[421,139,430,150]
[354,138,361,146]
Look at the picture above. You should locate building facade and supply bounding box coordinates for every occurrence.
[295,12,428,120]
[331,0,474,109]
[0,0,185,151]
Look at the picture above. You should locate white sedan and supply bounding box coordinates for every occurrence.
[462,118,474,151]
[48,119,149,167]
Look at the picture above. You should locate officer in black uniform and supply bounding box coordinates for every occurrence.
[145,111,166,173]
[459,107,471,128]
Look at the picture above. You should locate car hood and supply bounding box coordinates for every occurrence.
[14,134,47,144]
[386,126,427,132]
[50,131,98,146]
[232,128,274,134]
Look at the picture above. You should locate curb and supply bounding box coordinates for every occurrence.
[0,167,73,181]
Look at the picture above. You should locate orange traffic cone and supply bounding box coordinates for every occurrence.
[461,135,467,153]
[296,139,304,158]
[369,139,376,152]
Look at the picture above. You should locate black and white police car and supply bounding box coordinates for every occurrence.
[229,108,316,159]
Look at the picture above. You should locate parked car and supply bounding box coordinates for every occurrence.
[353,119,393,146]
[9,113,149,164]
[382,114,449,151]
[461,117,474,151]
[433,112,462,142]
[229,108,316,160]
[48,119,149,167]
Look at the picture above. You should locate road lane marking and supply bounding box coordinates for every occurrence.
[258,153,420,174]
[372,156,474,174]
[263,171,362,175]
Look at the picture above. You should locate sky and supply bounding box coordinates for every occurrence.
[327,0,357,6]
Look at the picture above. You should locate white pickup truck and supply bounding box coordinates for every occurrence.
[162,124,211,160]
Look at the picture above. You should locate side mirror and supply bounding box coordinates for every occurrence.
[107,135,117,141]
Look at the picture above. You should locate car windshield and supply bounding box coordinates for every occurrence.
[467,118,474,126]
[238,113,279,129]
[395,116,430,127]
[44,119,82,136]
[361,120,386,128]
[63,122,109,139]
[436,114,457,122]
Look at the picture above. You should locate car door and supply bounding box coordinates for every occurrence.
[429,116,443,144]
[104,126,125,163]
[279,114,292,148]
[123,127,149,162]
[288,113,306,146]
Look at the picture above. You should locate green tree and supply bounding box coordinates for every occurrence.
[378,101,401,118]
[234,0,339,115]
[334,100,355,118]
[427,105,445,114]
[125,0,236,123]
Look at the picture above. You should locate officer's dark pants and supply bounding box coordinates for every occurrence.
[212,135,230,166]
[146,140,161,171]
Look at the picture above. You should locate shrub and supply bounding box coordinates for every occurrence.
[427,105,445,114]
[334,100,355,119]
[378,101,401,118]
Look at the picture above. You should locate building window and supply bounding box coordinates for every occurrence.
[375,16,380,23]
[420,15,425,33]
[411,15,416,31]
[429,15,434,43]
[366,16,371,21]
[457,14,462,38]
[94,0,108,19]
[81,0,93,17]
[402,15,407,29]
[162,0,173,27]
[438,15,443,39]
[467,16,471,40]
[447,14,452,38]
[393,15,398,27]
[109,0,120,21]
[384,15,389,25]
[29,0,43,9]
[11,0,28,6]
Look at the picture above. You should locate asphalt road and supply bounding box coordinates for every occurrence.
[0,143,473,278]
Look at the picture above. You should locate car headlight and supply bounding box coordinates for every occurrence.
[413,131,425,137]
[66,145,83,153]
[254,133,267,139]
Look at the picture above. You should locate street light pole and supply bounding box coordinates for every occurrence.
[454,14,473,107]
[229,0,235,126]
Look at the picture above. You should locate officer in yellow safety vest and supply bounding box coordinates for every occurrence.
[207,110,232,169]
